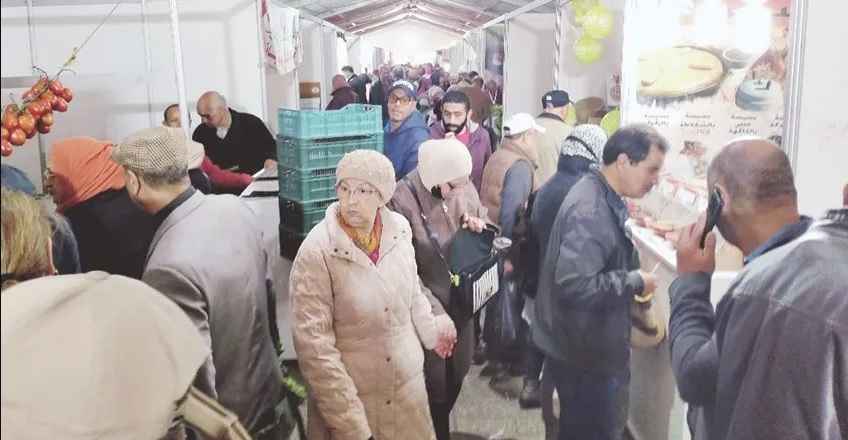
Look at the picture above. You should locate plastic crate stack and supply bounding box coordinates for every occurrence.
[277,104,384,259]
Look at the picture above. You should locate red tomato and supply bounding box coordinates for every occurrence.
[62,87,74,103]
[49,79,64,94]
[37,119,51,134]
[53,98,69,112]
[40,111,54,126]
[19,111,36,136]
[9,128,26,146]
[1,140,12,157]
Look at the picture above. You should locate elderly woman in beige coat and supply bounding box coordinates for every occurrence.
[290,150,457,440]
[388,138,488,440]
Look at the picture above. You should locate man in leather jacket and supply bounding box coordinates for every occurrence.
[669,139,846,439]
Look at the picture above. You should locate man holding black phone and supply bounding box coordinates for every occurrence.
[668,138,848,439]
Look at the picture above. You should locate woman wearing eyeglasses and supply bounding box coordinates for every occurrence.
[290,150,457,440]
[388,138,488,440]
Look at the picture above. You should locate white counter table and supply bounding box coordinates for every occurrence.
[241,170,297,361]
[627,224,738,440]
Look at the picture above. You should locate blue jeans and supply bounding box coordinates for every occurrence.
[546,359,630,440]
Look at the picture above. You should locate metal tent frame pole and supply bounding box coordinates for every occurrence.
[255,0,269,121]
[553,0,562,90]
[167,0,190,139]
[141,0,155,127]
[25,0,48,194]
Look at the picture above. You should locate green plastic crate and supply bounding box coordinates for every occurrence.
[278,166,337,201]
[279,196,336,233]
[279,224,307,260]
[277,104,383,140]
[276,134,383,170]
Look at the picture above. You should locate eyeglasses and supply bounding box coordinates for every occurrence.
[337,183,378,200]
[388,95,412,105]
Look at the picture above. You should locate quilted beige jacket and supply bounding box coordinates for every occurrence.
[290,203,439,440]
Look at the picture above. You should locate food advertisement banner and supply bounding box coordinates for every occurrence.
[621,0,792,206]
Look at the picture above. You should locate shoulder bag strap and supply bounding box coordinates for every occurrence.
[403,179,459,286]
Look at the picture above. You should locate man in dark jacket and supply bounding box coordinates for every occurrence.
[326,74,358,110]
[669,139,842,440]
[193,91,276,176]
[533,124,667,440]
[384,80,430,179]
[429,90,492,192]
[522,125,607,417]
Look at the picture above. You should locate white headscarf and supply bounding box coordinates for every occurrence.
[560,124,608,163]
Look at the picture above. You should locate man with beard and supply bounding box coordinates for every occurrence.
[429,90,492,192]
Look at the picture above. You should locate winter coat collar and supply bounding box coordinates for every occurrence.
[324,202,407,267]
[537,112,565,123]
[587,169,629,231]
[386,111,427,135]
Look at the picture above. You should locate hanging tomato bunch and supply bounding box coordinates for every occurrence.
[1,72,74,157]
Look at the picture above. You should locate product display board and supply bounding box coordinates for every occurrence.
[622,0,792,209]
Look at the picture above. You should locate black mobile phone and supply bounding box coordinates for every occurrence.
[700,189,723,249]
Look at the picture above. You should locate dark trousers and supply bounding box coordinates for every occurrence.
[429,376,463,440]
[546,359,630,440]
[525,339,545,381]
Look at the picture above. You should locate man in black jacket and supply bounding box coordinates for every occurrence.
[193,91,276,177]
[669,139,844,440]
[533,124,667,440]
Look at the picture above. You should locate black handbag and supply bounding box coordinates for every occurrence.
[404,180,504,323]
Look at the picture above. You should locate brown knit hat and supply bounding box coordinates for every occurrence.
[112,126,188,174]
[336,149,396,203]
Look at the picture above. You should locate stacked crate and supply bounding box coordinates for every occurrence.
[277,104,383,259]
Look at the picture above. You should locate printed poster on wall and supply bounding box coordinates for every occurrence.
[484,24,505,101]
[621,0,792,204]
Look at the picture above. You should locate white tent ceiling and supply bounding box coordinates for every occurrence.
[365,19,462,62]
[278,0,556,36]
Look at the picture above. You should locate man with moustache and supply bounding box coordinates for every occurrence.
[533,125,668,440]
[429,90,492,192]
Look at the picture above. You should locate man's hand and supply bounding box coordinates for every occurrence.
[462,214,486,233]
[264,159,278,170]
[433,314,457,359]
[638,271,658,298]
[676,214,717,274]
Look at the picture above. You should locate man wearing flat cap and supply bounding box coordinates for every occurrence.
[111,126,285,439]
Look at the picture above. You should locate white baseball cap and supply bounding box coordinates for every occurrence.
[503,113,547,136]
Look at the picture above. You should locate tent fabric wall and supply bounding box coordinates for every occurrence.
[793,0,848,217]
[558,0,625,107]
[503,13,555,117]
[1,0,265,190]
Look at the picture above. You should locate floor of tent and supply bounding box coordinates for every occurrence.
[285,363,545,440]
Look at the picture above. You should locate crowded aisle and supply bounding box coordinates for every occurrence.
[2,1,847,440]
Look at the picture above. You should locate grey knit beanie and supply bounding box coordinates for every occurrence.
[336,149,396,203]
